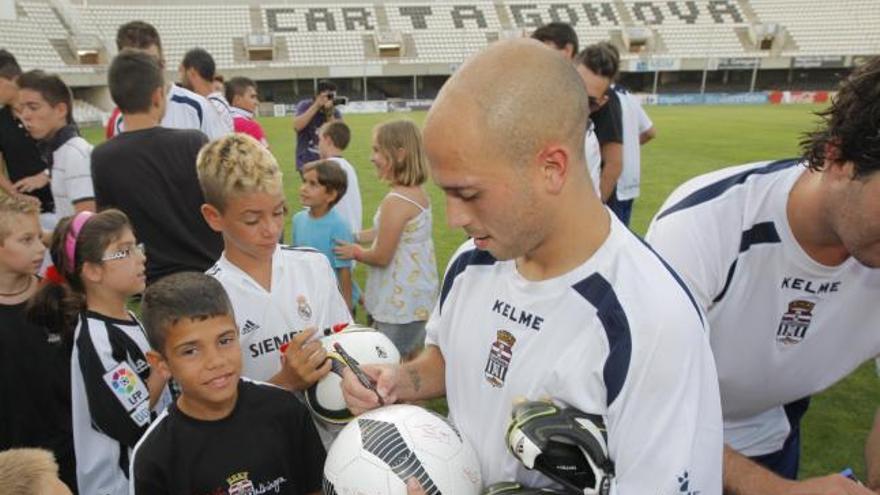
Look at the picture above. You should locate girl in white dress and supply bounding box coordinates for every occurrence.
[335,120,438,357]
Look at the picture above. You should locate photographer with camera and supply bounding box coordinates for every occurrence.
[293,80,344,173]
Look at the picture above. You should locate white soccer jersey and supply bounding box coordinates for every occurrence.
[585,122,602,197]
[112,84,228,140]
[207,245,353,382]
[208,245,353,448]
[428,215,722,494]
[614,88,652,201]
[646,159,880,456]
[329,156,363,234]
[207,91,235,134]
[51,136,93,218]
[71,311,171,495]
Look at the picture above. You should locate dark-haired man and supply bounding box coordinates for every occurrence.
[647,58,880,494]
[92,50,222,283]
[293,80,342,172]
[575,44,624,206]
[531,22,578,58]
[179,47,233,134]
[226,76,268,147]
[105,21,227,140]
[530,24,602,199]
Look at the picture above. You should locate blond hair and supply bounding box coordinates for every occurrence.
[0,448,62,495]
[0,192,40,244]
[374,120,429,187]
[196,134,283,211]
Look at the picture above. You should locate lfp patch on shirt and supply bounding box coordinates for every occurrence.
[103,362,149,413]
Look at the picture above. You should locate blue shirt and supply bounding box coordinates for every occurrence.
[292,208,359,304]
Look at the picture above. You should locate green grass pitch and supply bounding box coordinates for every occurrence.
[81,103,879,480]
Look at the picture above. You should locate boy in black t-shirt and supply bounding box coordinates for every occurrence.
[92,50,222,283]
[133,271,324,495]
[0,50,54,216]
[0,194,75,490]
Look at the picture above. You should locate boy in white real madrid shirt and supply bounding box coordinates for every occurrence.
[646,58,880,495]
[197,134,352,445]
[342,39,724,494]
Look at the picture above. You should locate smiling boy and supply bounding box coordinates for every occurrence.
[132,272,324,495]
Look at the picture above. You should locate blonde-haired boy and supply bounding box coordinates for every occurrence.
[0,192,40,242]
[0,194,76,489]
[197,134,351,446]
[0,448,73,495]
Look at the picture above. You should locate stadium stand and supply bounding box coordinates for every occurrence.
[386,0,500,62]
[504,1,618,48]
[262,4,383,67]
[72,99,109,126]
[750,0,880,56]
[620,0,750,57]
[77,3,252,68]
[0,2,68,70]
[3,0,880,71]
[2,0,879,104]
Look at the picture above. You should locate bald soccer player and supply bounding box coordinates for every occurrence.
[342,39,723,494]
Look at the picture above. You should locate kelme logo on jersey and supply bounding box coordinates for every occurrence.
[226,471,255,495]
[297,295,313,320]
[776,299,815,346]
[484,330,516,387]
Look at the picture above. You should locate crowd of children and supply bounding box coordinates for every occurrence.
[0,19,439,495]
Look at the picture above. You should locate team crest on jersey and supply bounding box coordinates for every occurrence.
[776,299,815,346]
[226,471,255,495]
[297,295,312,320]
[484,330,516,388]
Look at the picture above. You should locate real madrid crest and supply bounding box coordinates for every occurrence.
[297,294,313,320]
[776,299,815,346]
[485,330,516,387]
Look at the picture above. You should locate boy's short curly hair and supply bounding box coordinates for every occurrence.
[0,193,40,244]
[801,57,880,177]
[196,133,283,211]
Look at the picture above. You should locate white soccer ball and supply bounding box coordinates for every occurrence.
[306,325,400,424]
[323,404,483,495]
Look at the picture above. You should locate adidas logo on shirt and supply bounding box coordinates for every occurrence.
[241,320,260,336]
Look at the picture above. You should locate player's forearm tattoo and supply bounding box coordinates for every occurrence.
[407,368,422,393]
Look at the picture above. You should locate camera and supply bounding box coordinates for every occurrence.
[326,92,348,106]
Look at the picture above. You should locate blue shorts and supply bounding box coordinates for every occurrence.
[608,191,634,226]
